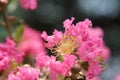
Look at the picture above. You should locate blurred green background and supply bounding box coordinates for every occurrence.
[0,0,120,80]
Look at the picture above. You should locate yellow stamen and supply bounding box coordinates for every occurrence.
[52,35,78,55]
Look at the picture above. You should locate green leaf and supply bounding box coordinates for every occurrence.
[13,25,24,43]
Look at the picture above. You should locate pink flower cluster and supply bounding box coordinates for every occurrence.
[7,65,40,80]
[39,17,110,79]
[19,0,37,10]
[0,38,24,71]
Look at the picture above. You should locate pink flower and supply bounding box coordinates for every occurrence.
[18,26,46,56]
[41,17,110,79]
[0,38,24,71]
[7,65,40,80]
[19,0,37,10]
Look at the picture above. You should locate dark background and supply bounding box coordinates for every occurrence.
[0,0,120,80]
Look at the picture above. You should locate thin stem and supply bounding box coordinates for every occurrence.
[44,71,49,80]
[1,10,13,39]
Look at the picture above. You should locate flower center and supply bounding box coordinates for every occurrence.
[54,35,78,55]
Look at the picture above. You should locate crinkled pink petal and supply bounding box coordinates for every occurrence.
[63,17,75,29]
[36,54,50,67]
[49,55,76,76]
[77,38,110,61]
[41,29,63,48]
[86,58,102,79]
[7,65,40,80]
[88,27,104,38]
[63,55,76,70]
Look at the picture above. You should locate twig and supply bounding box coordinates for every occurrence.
[1,9,13,39]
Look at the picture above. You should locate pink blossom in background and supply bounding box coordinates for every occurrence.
[19,0,37,10]
[18,26,46,56]
[0,38,24,71]
[0,52,10,71]
[115,73,120,80]
[7,65,40,80]
[5,38,24,63]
